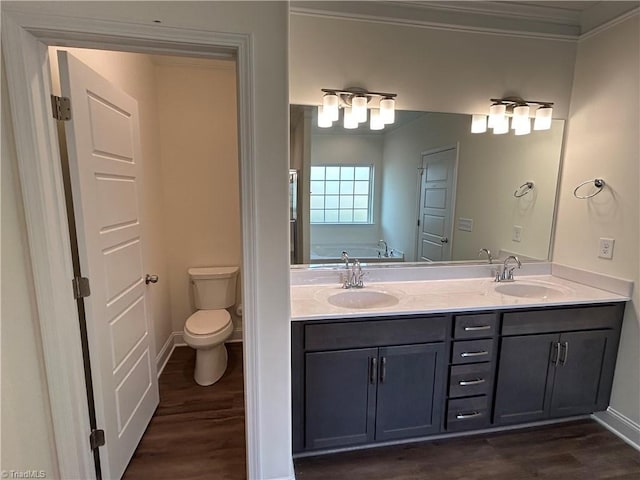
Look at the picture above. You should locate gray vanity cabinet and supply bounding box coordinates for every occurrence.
[293,316,448,452]
[494,305,623,426]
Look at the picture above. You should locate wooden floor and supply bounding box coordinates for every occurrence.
[123,344,246,480]
[295,420,640,480]
[123,345,639,480]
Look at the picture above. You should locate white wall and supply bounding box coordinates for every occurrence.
[48,47,174,364]
[310,133,383,248]
[553,14,640,426]
[2,2,291,479]
[381,113,563,262]
[290,14,577,117]
[154,58,242,337]
[1,61,60,478]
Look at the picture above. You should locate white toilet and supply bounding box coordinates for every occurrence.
[183,266,238,386]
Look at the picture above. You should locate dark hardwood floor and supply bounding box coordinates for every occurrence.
[295,420,640,480]
[123,344,246,480]
[123,344,639,480]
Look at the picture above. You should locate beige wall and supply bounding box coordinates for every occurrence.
[553,14,640,424]
[48,47,174,362]
[290,14,577,117]
[1,61,60,478]
[154,58,242,335]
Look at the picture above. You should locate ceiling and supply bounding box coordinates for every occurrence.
[290,1,639,37]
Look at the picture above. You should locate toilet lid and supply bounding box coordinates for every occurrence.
[185,310,231,335]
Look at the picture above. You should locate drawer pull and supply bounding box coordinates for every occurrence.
[369,357,377,384]
[456,411,482,420]
[460,350,489,358]
[463,325,491,331]
[458,378,485,386]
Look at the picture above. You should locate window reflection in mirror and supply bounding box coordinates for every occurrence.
[289,105,564,266]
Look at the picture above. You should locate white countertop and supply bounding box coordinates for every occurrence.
[290,274,630,321]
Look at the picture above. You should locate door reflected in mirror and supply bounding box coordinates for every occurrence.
[290,105,564,266]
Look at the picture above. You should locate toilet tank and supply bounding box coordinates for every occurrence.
[189,266,239,310]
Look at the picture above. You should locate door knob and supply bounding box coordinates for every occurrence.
[440,237,449,244]
[145,274,159,285]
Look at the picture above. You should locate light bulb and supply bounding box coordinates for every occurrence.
[534,105,553,130]
[317,106,332,128]
[471,114,487,133]
[352,95,368,123]
[488,103,506,128]
[322,93,339,121]
[370,109,384,130]
[343,107,358,129]
[379,97,395,124]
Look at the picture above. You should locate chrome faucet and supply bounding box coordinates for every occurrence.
[496,255,521,282]
[378,239,389,257]
[350,259,366,288]
[478,248,493,264]
[341,251,350,269]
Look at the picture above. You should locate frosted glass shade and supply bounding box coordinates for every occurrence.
[352,96,368,123]
[379,97,395,124]
[317,106,332,128]
[488,103,506,128]
[515,118,531,135]
[471,114,487,133]
[493,116,509,134]
[322,93,340,121]
[511,105,530,130]
[534,106,553,130]
[370,109,384,130]
[343,107,358,129]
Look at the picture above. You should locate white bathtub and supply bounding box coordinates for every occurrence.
[310,244,404,264]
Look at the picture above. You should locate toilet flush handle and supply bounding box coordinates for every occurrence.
[145,274,159,285]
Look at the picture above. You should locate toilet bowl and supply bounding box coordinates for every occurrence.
[183,266,238,386]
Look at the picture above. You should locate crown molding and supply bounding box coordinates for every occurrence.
[579,6,639,41]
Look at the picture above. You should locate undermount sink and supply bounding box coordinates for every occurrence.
[328,290,400,309]
[494,282,569,300]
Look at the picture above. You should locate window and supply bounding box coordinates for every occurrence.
[310,165,373,224]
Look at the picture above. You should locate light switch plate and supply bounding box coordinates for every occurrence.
[599,238,615,259]
[458,218,473,232]
[512,225,523,242]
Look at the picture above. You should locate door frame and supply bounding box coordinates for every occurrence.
[2,12,261,480]
[414,144,459,262]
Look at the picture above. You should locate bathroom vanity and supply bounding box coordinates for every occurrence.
[290,269,630,455]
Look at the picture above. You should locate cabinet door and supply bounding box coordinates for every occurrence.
[375,343,445,441]
[494,334,558,425]
[305,348,377,450]
[550,330,618,417]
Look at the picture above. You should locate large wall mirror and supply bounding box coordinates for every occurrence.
[290,105,564,266]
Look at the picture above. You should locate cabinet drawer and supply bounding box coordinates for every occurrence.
[454,314,497,339]
[451,339,494,364]
[447,396,490,432]
[449,363,493,398]
[304,316,448,351]
[502,304,624,336]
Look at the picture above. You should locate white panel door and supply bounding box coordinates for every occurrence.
[58,51,158,480]
[417,147,457,262]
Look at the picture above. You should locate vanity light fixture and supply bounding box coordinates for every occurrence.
[473,97,554,136]
[318,87,397,130]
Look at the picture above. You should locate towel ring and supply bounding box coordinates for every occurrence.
[514,181,535,198]
[573,178,605,199]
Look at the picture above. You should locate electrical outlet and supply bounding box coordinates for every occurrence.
[512,225,523,242]
[599,238,615,259]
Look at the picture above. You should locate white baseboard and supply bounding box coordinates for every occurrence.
[155,332,184,377]
[592,407,640,451]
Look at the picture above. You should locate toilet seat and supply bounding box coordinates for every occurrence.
[185,309,231,336]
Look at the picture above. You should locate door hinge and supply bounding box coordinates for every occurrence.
[51,95,71,121]
[89,429,105,450]
[72,276,91,299]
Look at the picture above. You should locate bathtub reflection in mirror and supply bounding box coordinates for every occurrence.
[289,105,564,266]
